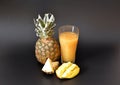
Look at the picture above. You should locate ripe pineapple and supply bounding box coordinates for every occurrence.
[34,13,60,64]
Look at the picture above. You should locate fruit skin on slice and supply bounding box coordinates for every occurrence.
[52,61,59,71]
[56,62,80,79]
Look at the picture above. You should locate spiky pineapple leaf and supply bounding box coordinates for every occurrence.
[34,13,56,38]
[38,19,45,28]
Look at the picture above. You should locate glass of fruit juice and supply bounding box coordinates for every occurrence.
[59,25,79,63]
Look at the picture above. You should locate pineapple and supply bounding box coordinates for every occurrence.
[42,58,54,74]
[34,13,60,64]
[42,58,59,74]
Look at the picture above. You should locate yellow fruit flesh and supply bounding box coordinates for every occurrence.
[62,65,80,78]
[56,62,72,78]
[56,62,80,79]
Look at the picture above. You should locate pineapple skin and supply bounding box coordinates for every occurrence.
[35,37,60,64]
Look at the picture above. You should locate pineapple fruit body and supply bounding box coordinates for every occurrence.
[35,37,60,64]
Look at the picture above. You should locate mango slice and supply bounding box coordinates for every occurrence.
[56,62,80,79]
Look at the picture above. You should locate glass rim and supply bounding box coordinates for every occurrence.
[58,25,79,34]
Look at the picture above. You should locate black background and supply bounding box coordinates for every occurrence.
[0,0,120,85]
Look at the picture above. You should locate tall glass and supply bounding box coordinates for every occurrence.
[59,25,79,63]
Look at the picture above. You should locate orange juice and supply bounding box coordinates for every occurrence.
[59,32,78,63]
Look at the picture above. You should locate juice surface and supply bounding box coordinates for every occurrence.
[59,32,78,63]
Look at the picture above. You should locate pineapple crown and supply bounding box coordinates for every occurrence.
[34,13,56,38]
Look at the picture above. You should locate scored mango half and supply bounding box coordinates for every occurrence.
[56,62,80,79]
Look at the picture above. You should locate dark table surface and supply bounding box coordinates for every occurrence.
[0,0,120,85]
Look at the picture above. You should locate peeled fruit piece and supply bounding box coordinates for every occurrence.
[56,62,80,79]
[42,58,59,74]
[42,58,54,74]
